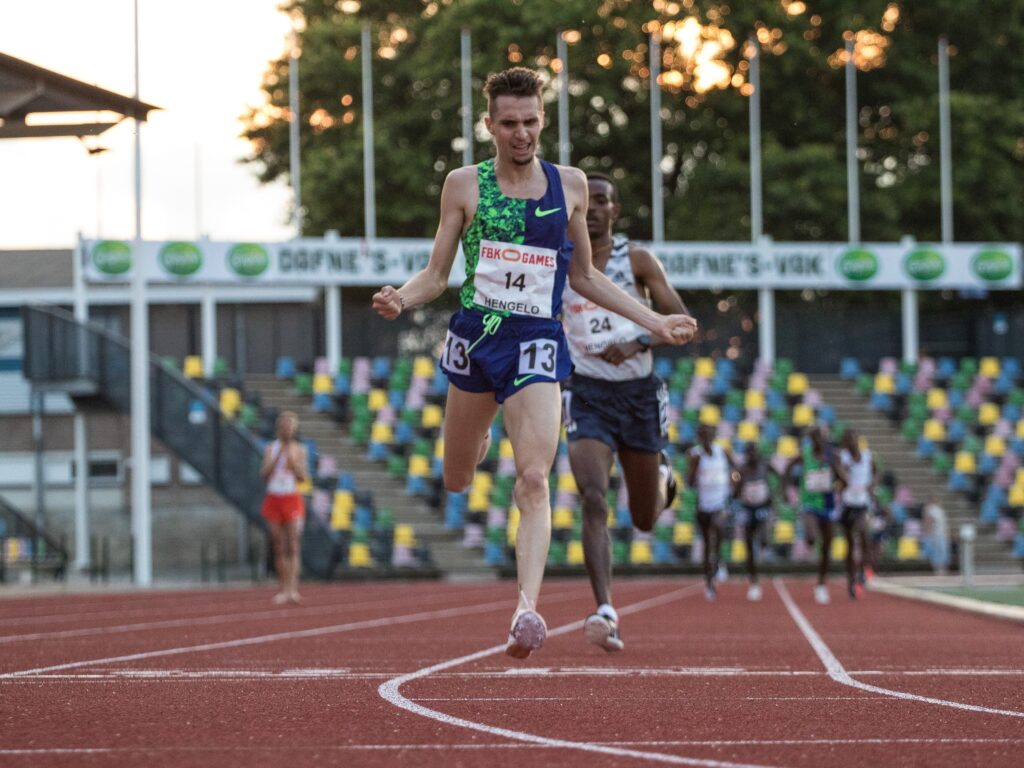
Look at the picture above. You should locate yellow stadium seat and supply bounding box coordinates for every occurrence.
[421,404,444,429]
[699,404,721,426]
[926,388,948,411]
[5,539,20,561]
[668,422,679,444]
[831,536,848,561]
[954,451,976,474]
[333,490,354,514]
[368,388,388,411]
[468,490,489,513]
[434,438,445,459]
[923,419,946,442]
[408,454,431,477]
[499,438,514,460]
[737,421,760,443]
[792,404,815,428]
[730,538,747,563]
[1017,421,1024,440]
[773,520,794,544]
[183,355,204,379]
[873,372,895,395]
[506,508,521,545]
[859,435,870,451]
[472,472,493,495]
[348,542,373,567]
[313,373,333,394]
[567,540,585,565]
[744,389,766,411]
[557,473,578,493]
[413,355,435,378]
[330,508,351,531]
[673,522,694,545]
[1009,484,1024,508]
[787,373,808,396]
[370,422,393,444]
[296,478,313,495]
[630,540,653,564]
[980,356,1000,379]
[777,435,800,459]
[896,536,921,560]
[714,437,733,453]
[978,403,999,427]
[219,388,241,418]
[394,525,416,548]
[552,507,575,530]
[607,510,617,528]
[695,357,715,379]
[1015,468,1024,487]
[984,435,1006,458]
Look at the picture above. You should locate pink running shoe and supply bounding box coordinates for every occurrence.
[505,607,547,659]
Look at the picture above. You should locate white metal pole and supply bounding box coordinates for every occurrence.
[326,285,341,372]
[938,36,953,244]
[460,29,473,166]
[193,143,203,238]
[201,288,216,377]
[130,0,152,585]
[901,235,919,364]
[845,37,860,244]
[749,37,773,364]
[72,234,90,571]
[289,30,302,237]
[557,33,570,166]
[649,33,664,242]
[361,24,377,239]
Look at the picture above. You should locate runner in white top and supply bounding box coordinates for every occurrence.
[260,411,309,604]
[562,172,692,652]
[686,423,736,600]
[837,428,877,599]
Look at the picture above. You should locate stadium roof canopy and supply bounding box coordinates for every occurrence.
[0,51,159,140]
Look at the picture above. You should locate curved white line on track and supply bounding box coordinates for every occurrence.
[774,578,1024,719]
[378,585,783,768]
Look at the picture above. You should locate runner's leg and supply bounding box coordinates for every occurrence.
[618,448,663,532]
[569,438,615,607]
[441,383,500,493]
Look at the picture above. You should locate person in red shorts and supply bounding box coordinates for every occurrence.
[261,411,309,604]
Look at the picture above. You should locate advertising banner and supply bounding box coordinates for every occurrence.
[84,238,1021,291]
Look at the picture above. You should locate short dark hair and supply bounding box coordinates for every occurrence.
[586,172,618,203]
[484,67,543,113]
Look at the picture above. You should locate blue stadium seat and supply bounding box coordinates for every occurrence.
[275,356,296,378]
[839,357,861,380]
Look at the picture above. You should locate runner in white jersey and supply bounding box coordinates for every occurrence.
[562,173,692,652]
[837,428,877,599]
[260,411,309,604]
[687,423,736,601]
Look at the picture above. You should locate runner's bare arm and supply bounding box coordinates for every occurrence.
[260,444,275,481]
[563,170,696,345]
[372,168,473,319]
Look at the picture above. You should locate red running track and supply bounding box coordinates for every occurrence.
[1,577,1022,767]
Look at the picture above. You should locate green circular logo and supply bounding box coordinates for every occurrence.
[971,248,1013,282]
[91,240,132,275]
[158,242,203,277]
[227,243,270,278]
[903,248,946,282]
[837,248,879,282]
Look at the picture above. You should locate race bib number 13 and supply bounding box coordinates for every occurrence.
[441,331,471,375]
[518,339,557,377]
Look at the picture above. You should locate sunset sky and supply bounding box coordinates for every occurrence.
[0,0,296,248]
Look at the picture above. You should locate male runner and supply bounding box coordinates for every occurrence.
[734,441,776,601]
[837,428,877,599]
[372,68,696,658]
[687,423,735,601]
[562,173,691,651]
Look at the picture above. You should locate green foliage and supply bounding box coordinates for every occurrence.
[242,0,1024,243]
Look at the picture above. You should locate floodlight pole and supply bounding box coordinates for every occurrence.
[362,24,377,239]
[72,233,90,571]
[649,33,664,243]
[289,30,302,237]
[749,37,774,364]
[460,29,473,166]
[557,33,570,166]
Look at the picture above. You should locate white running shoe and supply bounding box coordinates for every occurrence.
[584,613,624,652]
[704,582,717,602]
[715,563,729,583]
[505,596,547,659]
[747,583,763,602]
[814,584,831,605]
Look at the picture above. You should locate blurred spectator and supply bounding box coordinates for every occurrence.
[922,494,950,574]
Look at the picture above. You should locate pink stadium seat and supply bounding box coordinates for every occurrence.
[804,389,823,407]
[314,357,331,375]
[879,357,899,375]
[894,485,915,506]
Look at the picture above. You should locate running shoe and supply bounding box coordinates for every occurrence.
[659,452,678,511]
[847,579,857,600]
[584,613,624,652]
[505,607,547,659]
[704,582,717,602]
[715,563,729,583]
[814,584,831,605]
[746,583,763,602]
[272,592,290,605]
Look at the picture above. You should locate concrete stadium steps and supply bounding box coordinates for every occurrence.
[244,374,494,576]
[810,375,1016,571]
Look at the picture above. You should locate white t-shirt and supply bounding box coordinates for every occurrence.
[839,448,873,507]
[691,443,731,512]
[266,440,298,496]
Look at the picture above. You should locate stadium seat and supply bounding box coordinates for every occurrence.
[776,435,800,459]
[927,388,948,411]
[787,373,809,397]
[699,404,721,426]
[695,357,715,379]
[896,536,921,560]
[183,355,204,379]
[792,404,815,428]
[873,372,895,395]
[839,357,861,380]
[630,540,653,564]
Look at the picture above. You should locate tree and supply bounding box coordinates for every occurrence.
[241,0,1024,244]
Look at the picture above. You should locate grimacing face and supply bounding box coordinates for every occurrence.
[485,94,543,166]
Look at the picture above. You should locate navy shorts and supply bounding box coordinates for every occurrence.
[440,309,572,403]
[563,372,668,454]
[738,505,771,528]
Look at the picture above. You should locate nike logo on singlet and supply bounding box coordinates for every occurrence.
[513,374,537,387]
[534,207,561,217]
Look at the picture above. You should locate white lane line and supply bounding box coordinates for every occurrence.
[774,578,1024,719]
[0,596,522,680]
[379,584,783,768]
[3,737,1023,755]
[0,583,517,644]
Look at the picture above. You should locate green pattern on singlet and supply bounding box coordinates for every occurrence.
[460,159,527,311]
[799,445,830,511]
